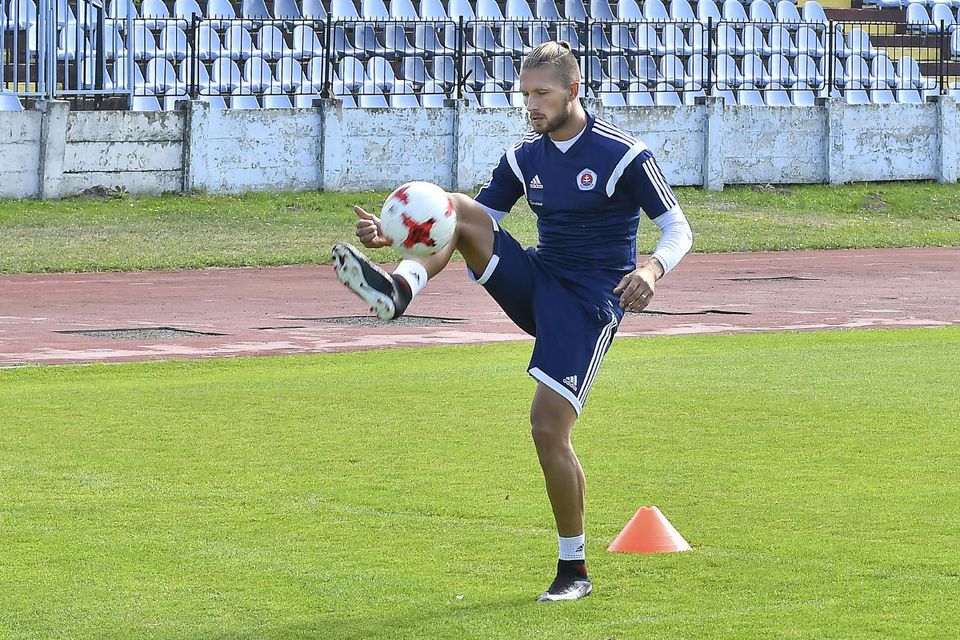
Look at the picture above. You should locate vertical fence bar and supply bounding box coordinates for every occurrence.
[706,17,713,96]
[456,15,464,100]
[939,22,946,95]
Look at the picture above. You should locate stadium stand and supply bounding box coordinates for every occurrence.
[3,0,959,109]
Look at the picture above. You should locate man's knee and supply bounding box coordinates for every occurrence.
[530,388,576,452]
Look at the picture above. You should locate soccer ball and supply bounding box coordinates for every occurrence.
[379,181,457,258]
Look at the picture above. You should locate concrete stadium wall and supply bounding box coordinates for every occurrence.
[62,111,184,195]
[1,96,957,200]
[0,110,42,199]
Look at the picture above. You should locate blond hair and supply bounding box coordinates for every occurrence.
[520,40,581,87]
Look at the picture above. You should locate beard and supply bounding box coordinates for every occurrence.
[530,103,573,134]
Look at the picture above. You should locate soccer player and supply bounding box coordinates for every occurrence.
[332,41,693,602]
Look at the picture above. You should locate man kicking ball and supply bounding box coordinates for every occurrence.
[332,41,693,602]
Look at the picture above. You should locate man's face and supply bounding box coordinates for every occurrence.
[519,65,577,135]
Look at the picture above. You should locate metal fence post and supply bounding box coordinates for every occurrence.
[456,16,464,100]
[706,17,713,96]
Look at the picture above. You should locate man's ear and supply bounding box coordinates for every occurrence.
[569,80,581,102]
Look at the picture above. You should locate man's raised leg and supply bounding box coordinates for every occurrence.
[333,193,497,320]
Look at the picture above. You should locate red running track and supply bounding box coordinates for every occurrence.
[1,248,957,367]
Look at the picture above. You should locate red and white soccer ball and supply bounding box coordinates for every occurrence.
[380,181,457,258]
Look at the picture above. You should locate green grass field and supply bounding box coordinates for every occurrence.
[1,181,959,273]
[3,328,959,639]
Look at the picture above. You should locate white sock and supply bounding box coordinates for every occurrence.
[558,533,586,561]
[392,260,428,297]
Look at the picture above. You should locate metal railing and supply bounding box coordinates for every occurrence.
[2,7,954,108]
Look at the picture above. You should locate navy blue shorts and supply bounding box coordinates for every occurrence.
[468,217,621,415]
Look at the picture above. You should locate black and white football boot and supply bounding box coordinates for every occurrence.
[332,242,412,321]
[536,563,593,603]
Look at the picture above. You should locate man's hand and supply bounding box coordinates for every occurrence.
[613,258,665,313]
[353,205,392,249]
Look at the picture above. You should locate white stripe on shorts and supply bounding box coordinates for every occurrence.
[578,315,618,405]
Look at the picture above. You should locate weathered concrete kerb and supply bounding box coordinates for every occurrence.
[1,248,957,367]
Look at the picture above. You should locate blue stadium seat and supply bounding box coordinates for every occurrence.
[791,81,816,106]
[686,53,709,86]
[596,82,626,106]
[491,55,519,89]
[366,55,396,91]
[401,55,428,90]
[644,0,669,21]
[768,53,795,87]
[654,82,682,105]
[337,56,366,92]
[389,0,418,17]
[362,0,390,17]
[199,93,227,108]
[358,89,388,107]
[871,88,895,104]
[258,25,291,60]
[158,26,189,61]
[463,54,488,90]
[211,57,242,91]
[871,53,898,88]
[659,53,686,88]
[390,91,421,107]
[907,3,937,33]
[196,23,224,60]
[146,57,179,92]
[844,55,872,88]
[768,26,796,56]
[295,91,322,108]
[749,0,775,22]
[535,0,561,18]
[634,54,659,86]
[682,81,705,105]
[331,0,359,18]
[764,84,792,105]
[696,0,720,23]
[301,0,327,19]
[716,24,744,55]
[931,3,956,32]
[590,0,616,19]
[801,0,827,24]
[477,0,504,18]
[741,24,766,56]
[132,94,162,110]
[230,89,260,108]
[714,53,742,88]
[564,0,587,20]
[291,25,323,59]
[607,54,636,88]
[721,0,747,21]
[670,0,696,20]
[775,0,801,23]
[133,23,158,61]
[506,0,535,18]
[174,0,203,20]
[659,23,693,56]
[0,91,24,112]
[274,0,302,19]
[847,28,878,59]
[897,55,937,90]
[273,56,313,93]
[419,0,447,17]
[737,89,763,105]
[107,0,137,28]
[897,88,923,103]
[141,0,170,29]
[617,0,642,18]
[112,55,147,91]
[741,54,769,88]
[263,91,293,108]
[626,83,655,105]
[224,24,263,60]
[242,56,273,91]
[242,0,271,21]
[796,26,825,58]
[179,58,212,90]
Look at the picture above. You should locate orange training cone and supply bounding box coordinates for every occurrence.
[607,506,693,553]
